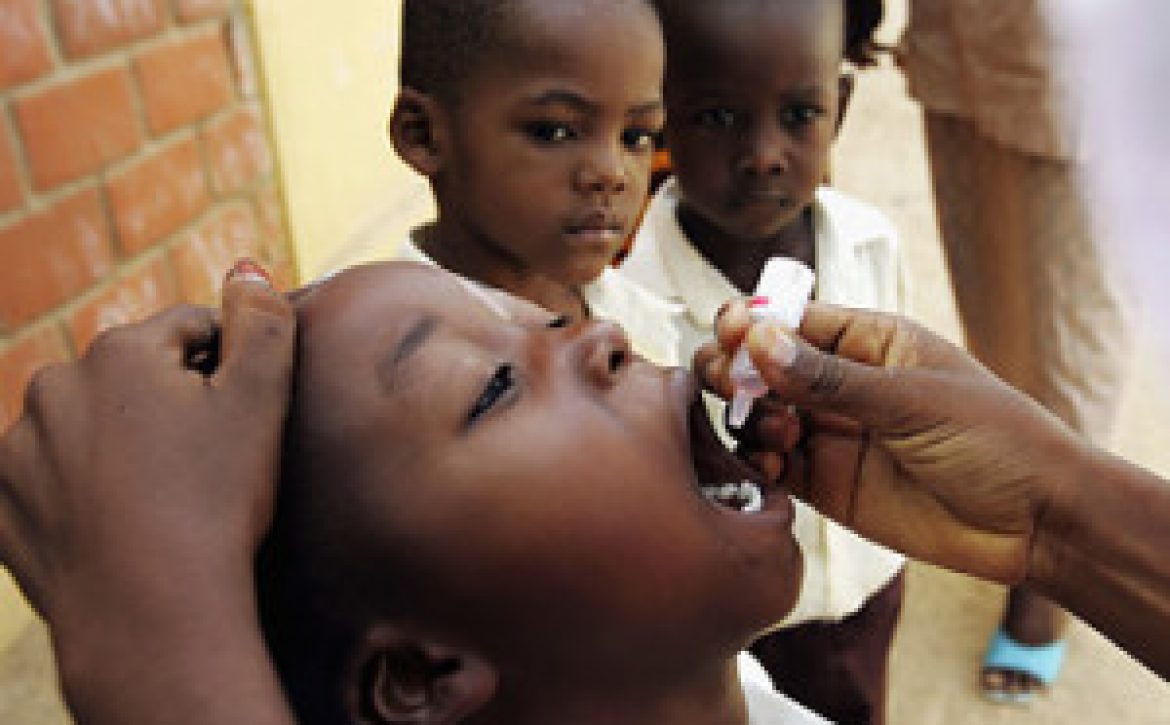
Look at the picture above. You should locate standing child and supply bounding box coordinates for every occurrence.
[623,1,904,722]
[387,0,680,367]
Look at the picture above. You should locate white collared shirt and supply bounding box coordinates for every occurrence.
[622,178,906,624]
[739,652,833,724]
[397,230,683,367]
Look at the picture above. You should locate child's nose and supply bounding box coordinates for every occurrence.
[737,121,790,178]
[573,320,632,389]
[574,143,629,195]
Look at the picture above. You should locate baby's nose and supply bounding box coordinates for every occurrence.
[576,320,632,388]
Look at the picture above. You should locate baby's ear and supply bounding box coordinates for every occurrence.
[389,87,449,179]
[834,72,856,137]
[344,624,497,725]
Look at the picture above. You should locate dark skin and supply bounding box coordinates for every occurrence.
[699,300,1170,681]
[4,266,1170,724]
[0,269,297,725]
[288,263,801,724]
[390,0,664,322]
[662,0,849,294]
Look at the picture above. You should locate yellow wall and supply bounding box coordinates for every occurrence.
[248,0,434,280]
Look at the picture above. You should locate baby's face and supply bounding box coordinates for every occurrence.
[290,263,801,673]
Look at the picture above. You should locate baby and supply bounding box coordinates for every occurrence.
[257,262,823,724]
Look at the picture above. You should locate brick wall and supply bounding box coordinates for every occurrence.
[0,0,295,432]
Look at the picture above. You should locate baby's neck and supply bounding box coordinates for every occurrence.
[419,224,590,322]
[678,204,816,296]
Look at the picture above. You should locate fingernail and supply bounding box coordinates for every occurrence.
[749,323,798,368]
[226,258,272,287]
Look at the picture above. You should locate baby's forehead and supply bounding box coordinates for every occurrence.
[294,263,548,348]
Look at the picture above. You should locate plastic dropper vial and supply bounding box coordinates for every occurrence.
[727,258,816,429]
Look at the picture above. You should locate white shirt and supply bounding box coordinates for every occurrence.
[738,652,832,724]
[397,230,683,367]
[622,178,906,624]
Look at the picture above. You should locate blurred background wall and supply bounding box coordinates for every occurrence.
[249,0,431,280]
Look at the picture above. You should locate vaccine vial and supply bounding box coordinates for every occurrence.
[727,258,816,428]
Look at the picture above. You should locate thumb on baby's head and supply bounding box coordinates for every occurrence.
[216,260,296,405]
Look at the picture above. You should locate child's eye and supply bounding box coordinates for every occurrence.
[526,122,576,144]
[547,315,570,329]
[695,108,738,130]
[780,105,825,129]
[621,127,657,153]
[467,364,517,426]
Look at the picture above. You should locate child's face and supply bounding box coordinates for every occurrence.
[663,1,844,241]
[431,0,665,286]
[292,263,801,674]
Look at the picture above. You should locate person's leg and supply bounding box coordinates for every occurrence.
[749,571,905,725]
[923,110,1130,699]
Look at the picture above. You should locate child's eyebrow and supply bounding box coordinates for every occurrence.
[522,90,663,116]
[378,314,439,392]
[524,89,598,113]
[628,99,666,116]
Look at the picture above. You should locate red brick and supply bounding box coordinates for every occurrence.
[0,122,23,212]
[203,105,270,196]
[174,0,228,23]
[68,255,178,351]
[52,0,168,59]
[0,0,53,91]
[0,323,70,433]
[14,67,141,189]
[106,136,209,254]
[170,203,259,304]
[135,30,234,134]
[0,188,113,330]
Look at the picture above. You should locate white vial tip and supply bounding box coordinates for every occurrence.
[756,259,816,329]
[729,390,754,429]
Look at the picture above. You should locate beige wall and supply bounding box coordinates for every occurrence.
[248,0,433,280]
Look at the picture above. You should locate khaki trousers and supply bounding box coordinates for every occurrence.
[924,111,1130,443]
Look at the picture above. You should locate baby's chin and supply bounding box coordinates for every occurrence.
[555,256,615,288]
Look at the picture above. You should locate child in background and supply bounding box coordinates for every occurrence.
[387,0,680,367]
[623,1,904,722]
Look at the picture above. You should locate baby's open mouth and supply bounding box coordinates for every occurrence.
[688,394,770,514]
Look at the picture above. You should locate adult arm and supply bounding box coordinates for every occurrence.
[0,264,297,725]
[698,300,1170,678]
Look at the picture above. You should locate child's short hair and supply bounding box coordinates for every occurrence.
[653,0,885,67]
[844,0,885,67]
[399,0,522,102]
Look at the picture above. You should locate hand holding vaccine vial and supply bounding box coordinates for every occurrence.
[728,259,816,429]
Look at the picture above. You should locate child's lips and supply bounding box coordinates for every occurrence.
[564,214,625,245]
[734,185,794,208]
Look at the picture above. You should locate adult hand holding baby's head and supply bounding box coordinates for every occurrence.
[0,260,296,722]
